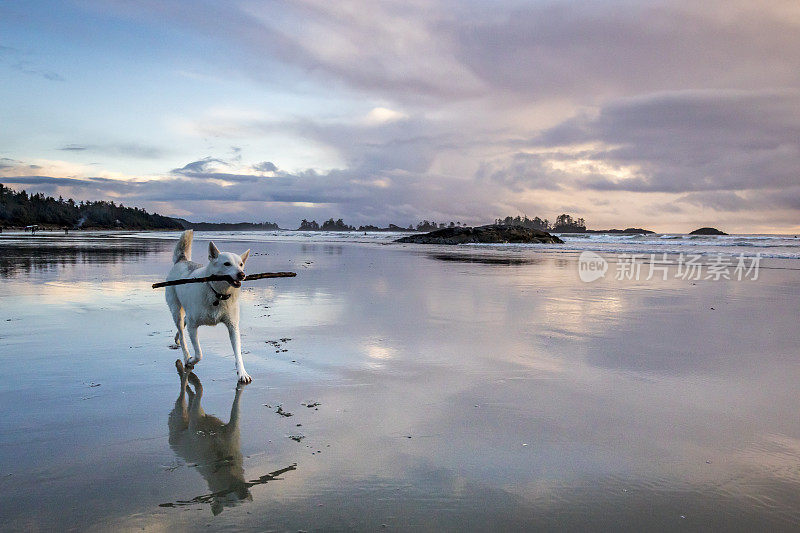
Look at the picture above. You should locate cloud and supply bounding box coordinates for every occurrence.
[90,0,800,106]
[186,111,454,175]
[89,0,484,102]
[253,161,277,173]
[12,61,64,81]
[0,45,64,81]
[677,191,750,212]
[171,157,228,175]
[0,157,19,170]
[468,89,800,205]
[5,1,800,231]
[1,175,107,186]
[0,153,510,226]
[364,107,408,125]
[450,0,800,101]
[15,85,799,230]
[476,152,566,192]
[58,143,165,159]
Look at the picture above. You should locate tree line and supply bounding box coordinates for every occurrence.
[299,218,417,231]
[0,184,183,230]
[298,219,473,232]
[0,184,285,231]
[298,218,356,231]
[176,219,279,231]
[1,183,588,233]
[494,214,586,232]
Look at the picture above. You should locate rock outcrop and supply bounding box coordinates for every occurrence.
[689,227,728,235]
[586,228,654,234]
[395,224,564,245]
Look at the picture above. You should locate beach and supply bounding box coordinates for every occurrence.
[1,231,799,531]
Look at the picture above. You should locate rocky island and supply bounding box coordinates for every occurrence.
[587,228,655,234]
[395,224,564,245]
[689,227,728,235]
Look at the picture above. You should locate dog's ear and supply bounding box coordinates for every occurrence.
[208,241,220,260]
[241,249,250,264]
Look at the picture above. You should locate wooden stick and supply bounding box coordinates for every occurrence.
[152,271,296,289]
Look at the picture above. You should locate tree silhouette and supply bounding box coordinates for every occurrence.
[0,184,184,230]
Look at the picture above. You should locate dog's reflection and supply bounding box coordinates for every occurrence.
[164,360,297,514]
[168,359,250,515]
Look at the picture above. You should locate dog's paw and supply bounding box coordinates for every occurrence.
[237,370,252,384]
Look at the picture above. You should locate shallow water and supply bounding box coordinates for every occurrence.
[127,228,800,258]
[1,233,799,531]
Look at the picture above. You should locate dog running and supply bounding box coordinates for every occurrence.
[165,230,252,383]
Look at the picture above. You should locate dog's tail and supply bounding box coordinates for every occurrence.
[173,230,193,263]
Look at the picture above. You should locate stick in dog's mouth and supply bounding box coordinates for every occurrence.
[229,278,242,288]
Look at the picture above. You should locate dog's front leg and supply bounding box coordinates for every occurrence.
[225,321,251,383]
[186,323,203,368]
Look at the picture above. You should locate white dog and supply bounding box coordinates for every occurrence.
[166,230,252,383]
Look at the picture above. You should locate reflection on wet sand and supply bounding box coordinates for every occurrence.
[164,360,295,514]
[426,252,539,265]
[0,235,168,277]
[2,235,800,530]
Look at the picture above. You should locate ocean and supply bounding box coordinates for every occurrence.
[119,230,800,260]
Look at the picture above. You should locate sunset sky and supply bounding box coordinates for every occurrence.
[2,1,799,232]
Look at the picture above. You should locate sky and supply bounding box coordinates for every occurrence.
[1,0,799,232]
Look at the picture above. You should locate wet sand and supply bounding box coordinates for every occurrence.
[1,233,799,531]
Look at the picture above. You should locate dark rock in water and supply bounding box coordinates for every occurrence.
[689,227,728,235]
[586,228,654,234]
[395,224,563,245]
[607,228,655,234]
